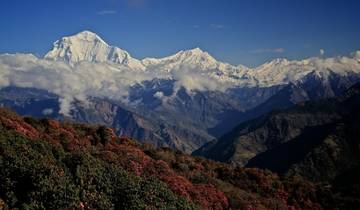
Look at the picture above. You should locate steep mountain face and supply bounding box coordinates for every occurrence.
[237,70,360,125]
[194,104,341,165]
[0,87,211,153]
[248,84,360,182]
[194,84,360,183]
[1,30,360,153]
[72,97,214,152]
[45,31,145,69]
[1,108,359,210]
[247,110,360,183]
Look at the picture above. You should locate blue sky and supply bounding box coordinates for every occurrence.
[0,0,360,67]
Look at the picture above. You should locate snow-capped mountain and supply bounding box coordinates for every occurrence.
[1,30,360,153]
[45,31,145,70]
[143,47,226,70]
[142,47,251,88]
[42,31,360,89]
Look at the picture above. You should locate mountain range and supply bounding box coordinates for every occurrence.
[1,30,360,153]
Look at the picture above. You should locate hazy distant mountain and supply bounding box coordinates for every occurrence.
[194,83,360,183]
[1,30,360,152]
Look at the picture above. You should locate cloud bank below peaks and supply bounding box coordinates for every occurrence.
[1,51,360,116]
[0,31,360,117]
[0,54,153,116]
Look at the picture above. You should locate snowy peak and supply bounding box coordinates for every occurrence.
[45,30,110,63]
[44,31,144,69]
[178,48,216,60]
[188,47,204,54]
[171,47,218,65]
[261,58,290,67]
[67,30,107,45]
[41,30,360,87]
[181,47,207,56]
[44,31,233,72]
[142,47,221,70]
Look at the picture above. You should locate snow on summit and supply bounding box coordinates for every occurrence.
[42,30,360,88]
[142,47,221,70]
[1,30,360,114]
[45,31,145,70]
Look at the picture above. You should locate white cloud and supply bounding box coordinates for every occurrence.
[154,91,164,99]
[320,49,325,56]
[42,108,54,115]
[352,51,360,61]
[0,53,235,116]
[1,50,360,117]
[0,54,153,116]
[171,68,231,95]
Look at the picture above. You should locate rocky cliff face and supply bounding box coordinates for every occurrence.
[0,87,213,153]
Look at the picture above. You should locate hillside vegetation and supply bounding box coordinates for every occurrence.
[0,108,358,209]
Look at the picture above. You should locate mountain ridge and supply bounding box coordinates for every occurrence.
[42,30,360,88]
[1,30,360,153]
[194,83,360,184]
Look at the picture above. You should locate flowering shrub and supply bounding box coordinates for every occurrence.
[0,108,356,209]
